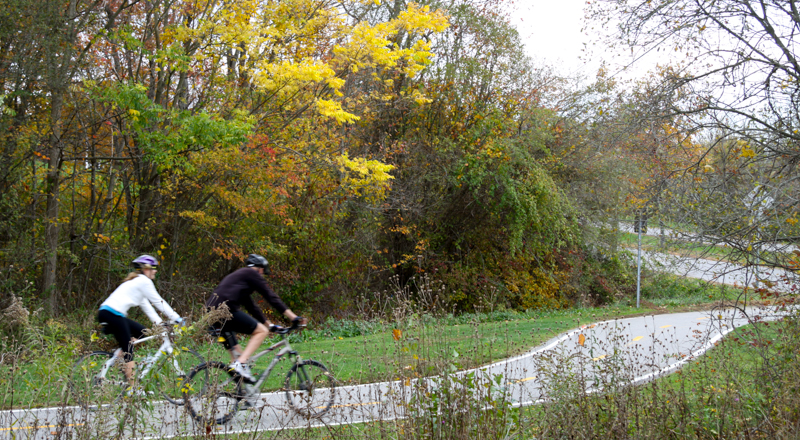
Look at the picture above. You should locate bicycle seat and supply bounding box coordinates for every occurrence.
[98,322,111,335]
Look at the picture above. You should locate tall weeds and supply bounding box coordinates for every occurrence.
[2,278,799,439]
[531,303,800,439]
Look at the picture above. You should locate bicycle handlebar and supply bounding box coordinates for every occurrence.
[269,322,306,335]
[158,318,187,339]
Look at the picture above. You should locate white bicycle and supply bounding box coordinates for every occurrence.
[70,323,205,408]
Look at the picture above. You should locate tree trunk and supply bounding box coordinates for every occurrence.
[42,92,64,314]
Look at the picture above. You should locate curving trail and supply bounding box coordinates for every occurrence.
[0,304,789,439]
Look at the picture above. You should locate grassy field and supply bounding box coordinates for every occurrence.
[0,304,656,409]
[530,316,800,439]
[0,270,753,411]
[3,269,791,438]
[168,315,800,439]
[638,273,750,308]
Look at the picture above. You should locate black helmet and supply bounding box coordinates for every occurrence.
[244,254,270,274]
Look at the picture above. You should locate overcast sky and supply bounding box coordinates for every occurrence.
[510,0,596,75]
[509,0,658,81]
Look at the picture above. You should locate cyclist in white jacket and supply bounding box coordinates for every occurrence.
[97,255,182,382]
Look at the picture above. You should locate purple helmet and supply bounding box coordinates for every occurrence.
[132,255,159,270]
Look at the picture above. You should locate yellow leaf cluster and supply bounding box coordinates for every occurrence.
[333,2,448,82]
[158,0,447,124]
[398,3,449,34]
[740,146,756,158]
[336,154,395,202]
[317,99,360,124]
[254,60,337,90]
[179,210,219,228]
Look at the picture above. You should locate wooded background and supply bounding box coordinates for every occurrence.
[0,0,798,319]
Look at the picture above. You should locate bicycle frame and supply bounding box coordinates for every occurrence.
[97,331,186,381]
[247,335,302,389]
[183,326,334,424]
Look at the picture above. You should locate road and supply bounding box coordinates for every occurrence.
[639,250,798,293]
[617,222,800,254]
[614,222,798,292]
[0,305,788,439]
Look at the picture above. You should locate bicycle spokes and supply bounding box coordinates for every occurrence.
[284,360,335,418]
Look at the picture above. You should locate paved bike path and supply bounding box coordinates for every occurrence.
[0,305,785,439]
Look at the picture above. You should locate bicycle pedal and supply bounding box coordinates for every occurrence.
[228,371,256,384]
[231,376,255,385]
[228,363,256,384]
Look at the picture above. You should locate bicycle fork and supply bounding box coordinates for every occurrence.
[291,356,315,394]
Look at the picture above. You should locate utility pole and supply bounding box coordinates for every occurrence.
[745,186,773,291]
[634,209,648,308]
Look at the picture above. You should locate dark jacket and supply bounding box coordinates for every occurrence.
[205,267,288,323]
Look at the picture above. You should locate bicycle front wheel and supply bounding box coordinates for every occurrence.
[183,361,241,426]
[70,351,126,408]
[284,360,335,418]
[149,347,205,405]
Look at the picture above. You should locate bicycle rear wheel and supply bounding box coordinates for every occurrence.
[149,347,205,405]
[183,361,241,425]
[284,360,335,418]
[70,351,126,408]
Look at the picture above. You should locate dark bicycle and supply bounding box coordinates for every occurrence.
[182,322,335,425]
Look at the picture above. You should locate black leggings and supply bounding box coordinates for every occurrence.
[97,309,147,362]
[208,310,259,350]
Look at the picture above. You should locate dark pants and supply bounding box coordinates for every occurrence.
[97,309,147,362]
[208,310,259,350]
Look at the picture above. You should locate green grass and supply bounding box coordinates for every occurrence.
[531,314,800,439]
[639,273,748,307]
[0,269,746,411]
[168,319,800,440]
[6,292,792,438]
[0,305,656,410]
[0,273,753,411]
[176,317,800,440]
[229,305,657,391]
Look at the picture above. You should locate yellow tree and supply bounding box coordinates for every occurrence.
[65,0,448,303]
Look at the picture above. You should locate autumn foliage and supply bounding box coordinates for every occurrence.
[0,0,701,318]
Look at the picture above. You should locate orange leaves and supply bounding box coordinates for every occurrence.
[93,233,111,244]
[788,251,800,271]
[32,151,50,161]
[211,240,245,261]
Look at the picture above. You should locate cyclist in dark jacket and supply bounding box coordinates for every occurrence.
[205,254,305,383]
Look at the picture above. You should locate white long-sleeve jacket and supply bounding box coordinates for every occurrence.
[100,274,180,324]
